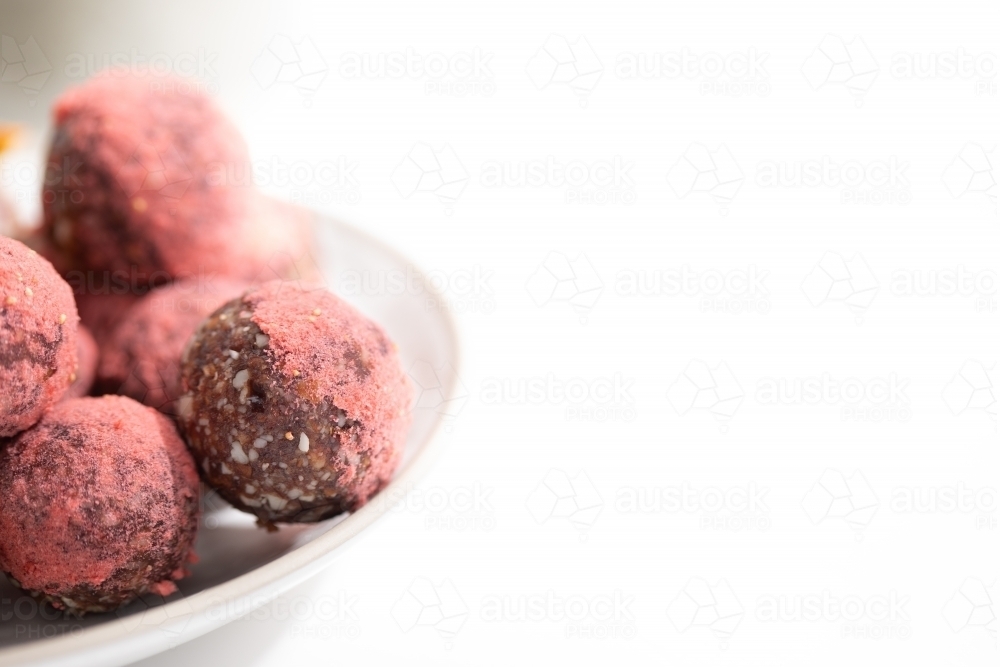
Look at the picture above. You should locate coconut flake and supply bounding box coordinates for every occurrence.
[233,369,249,390]
[264,494,288,510]
[230,442,249,464]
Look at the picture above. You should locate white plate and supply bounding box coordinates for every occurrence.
[0,213,461,667]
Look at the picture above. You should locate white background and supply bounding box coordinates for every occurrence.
[1,0,998,664]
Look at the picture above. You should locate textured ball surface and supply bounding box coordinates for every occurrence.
[41,72,257,283]
[0,236,79,437]
[66,324,98,399]
[0,396,200,613]
[98,279,247,414]
[178,281,411,526]
[73,291,142,342]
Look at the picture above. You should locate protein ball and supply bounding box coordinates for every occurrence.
[74,291,142,342]
[40,72,257,283]
[0,236,79,437]
[0,396,200,613]
[178,281,412,527]
[66,324,98,399]
[98,279,247,415]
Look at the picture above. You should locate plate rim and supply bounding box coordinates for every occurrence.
[0,212,462,666]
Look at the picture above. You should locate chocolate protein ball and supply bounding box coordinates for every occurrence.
[178,281,412,526]
[66,324,98,399]
[41,72,262,283]
[98,279,247,414]
[0,236,79,437]
[0,396,200,613]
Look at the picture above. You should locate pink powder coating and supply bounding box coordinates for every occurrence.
[0,236,79,437]
[42,72,250,281]
[41,73,313,285]
[99,279,247,413]
[248,282,412,504]
[73,291,142,342]
[66,324,98,399]
[0,396,200,610]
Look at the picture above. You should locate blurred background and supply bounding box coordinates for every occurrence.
[0,0,997,665]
